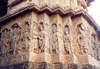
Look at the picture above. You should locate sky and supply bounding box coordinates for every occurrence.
[88,0,100,26]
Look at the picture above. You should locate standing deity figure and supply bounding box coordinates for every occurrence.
[77,23,88,55]
[50,23,58,54]
[21,21,31,52]
[2,28,10,57]
[63,25,72,55]
[37,22,45,53]
[11,24,21,55]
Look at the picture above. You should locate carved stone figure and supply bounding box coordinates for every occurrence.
[21,21,31,52]
[2,28,10,57]
[63,25,72,55]
[33,39,38,53]
[11,23,21,55]
[34,22,45,53]
[22,37,31,52]
[38,32,45,53]
[15,38,22,54]
[50,23,59,54]
[51,33,58,54]
[0,0,100,68]
[77,23,88,55]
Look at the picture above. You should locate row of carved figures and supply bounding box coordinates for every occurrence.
[0,21,100,60]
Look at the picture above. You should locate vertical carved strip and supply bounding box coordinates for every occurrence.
[63,16,73,55]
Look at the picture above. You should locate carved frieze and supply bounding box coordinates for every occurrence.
[0,10,100,68]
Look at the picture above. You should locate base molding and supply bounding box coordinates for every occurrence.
[0,62,100,69]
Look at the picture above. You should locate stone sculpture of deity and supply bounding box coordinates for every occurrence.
[77,23,88,55]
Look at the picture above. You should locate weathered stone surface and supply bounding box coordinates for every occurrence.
[0,0,100,69]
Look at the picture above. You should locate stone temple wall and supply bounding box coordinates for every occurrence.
[0,11,100,69]
[0,0,100,69]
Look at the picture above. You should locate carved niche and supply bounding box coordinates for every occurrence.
[37,22,45,53]
[50,23,59,54]
[22,21,31,52]
[10,23,21,55]
[76,23,88,55]
[63,25,72,55]
[2,28,10,57]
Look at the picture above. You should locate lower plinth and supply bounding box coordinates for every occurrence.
[0,62,100,69]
